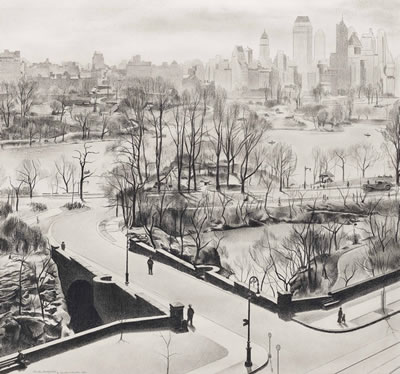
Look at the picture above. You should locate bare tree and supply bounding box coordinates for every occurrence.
[209,88,227,191]
[26,121,36,146]
[170,92,189,192]
[55,157,76,193]
[268,143,297,191]
[312,147,333,183]
[9,178,24,211]
[239,109,269,193]
[73,143,97,201]
[27,251,57,320]
[73,108,92,140]
[99,112,112,140]
[185,85,210,191]
[15,250,33,315]
[222,103,243,187]
[233,252,253,283]
[340,263,358,286]
[188,200,210,263]
[148,77,174,192]
[350,142,378,178]
[250,229,275,293]
[17,159,40,199]
[382,101,400,184]
[16,78,37,128]
[332,147,348,182]
[159,332,176,374]
[0,82,16,128]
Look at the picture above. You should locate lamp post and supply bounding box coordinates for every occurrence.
[244,276,260,368]
[304,166,311,189]
[276,344,281,374]
[268,332,273,372]
[125,230,130,285]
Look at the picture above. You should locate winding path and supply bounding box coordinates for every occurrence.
[49,199,400,373]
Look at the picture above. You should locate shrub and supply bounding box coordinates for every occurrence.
[63,201,85,210]
[0,202,13,219]
[30,202,48,212]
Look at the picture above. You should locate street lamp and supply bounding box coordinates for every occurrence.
[125,230,130,285]
[304,166,311,189]
[276,344,281,374]
[243,276,260,368]
[268,332,273,372]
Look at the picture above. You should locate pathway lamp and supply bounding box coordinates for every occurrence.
[244,276,260,368]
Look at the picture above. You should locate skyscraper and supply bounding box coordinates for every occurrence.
[259,30,271,68]
[330,18,349,92]
[293,16,313,89]
[395,56,400,98]
[314,29,326,61]
[92,51,105,71]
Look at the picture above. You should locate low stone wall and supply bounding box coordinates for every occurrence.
[130,239,400,316]
[330,268,400,302]
[291,295,331,312]
[5,315,172,367]
[130,239,197,276]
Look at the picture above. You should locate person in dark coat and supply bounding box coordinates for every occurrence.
[147,256,154,275]
[61,241,66,251]
[337,307,343,324]
[187,304,194,326]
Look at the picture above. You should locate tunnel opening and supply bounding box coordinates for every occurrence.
[67,280,103,332]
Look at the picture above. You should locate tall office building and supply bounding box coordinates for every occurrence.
[231,46,249,91]
[259,30,271,68]
[92,51,105,71]
[314,29,326,61]
[395,56,400,97]
[330,18,349,92]
[293,16,313,89]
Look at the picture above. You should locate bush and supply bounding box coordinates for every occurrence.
[63,201,85,210]
[0,202,13,219]
[30,202,48,212]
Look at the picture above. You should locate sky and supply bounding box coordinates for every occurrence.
[0,0,399,66]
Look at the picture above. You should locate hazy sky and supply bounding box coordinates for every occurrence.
[1,0,399,65]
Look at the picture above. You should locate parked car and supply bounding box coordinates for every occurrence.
[363,180,393,191]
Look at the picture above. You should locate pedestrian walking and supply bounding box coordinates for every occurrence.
[61,241,66,251]
[337,307,343,324]
[187,304,194,327]
[147,256,154,275]
[347,181,350,188]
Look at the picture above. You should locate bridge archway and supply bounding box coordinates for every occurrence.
[67,280,102,332]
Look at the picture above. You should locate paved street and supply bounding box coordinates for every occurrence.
[49,199,400,373]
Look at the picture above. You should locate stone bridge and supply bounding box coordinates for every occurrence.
[51,248,168,332]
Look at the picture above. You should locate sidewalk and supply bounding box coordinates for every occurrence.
[293,282,400,333]
[51,214,270,374]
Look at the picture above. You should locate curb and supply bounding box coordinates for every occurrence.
[292,308,400,333]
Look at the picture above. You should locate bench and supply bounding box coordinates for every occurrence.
[0,358,20,372]
[0,356,28,373]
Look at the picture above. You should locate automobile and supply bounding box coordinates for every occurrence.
[362,180,393,191]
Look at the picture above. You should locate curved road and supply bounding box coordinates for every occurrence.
[50,200,400,373]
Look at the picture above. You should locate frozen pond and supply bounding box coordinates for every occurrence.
[0,119,388,193]
[0,140,114,194]
[269,120,388,184]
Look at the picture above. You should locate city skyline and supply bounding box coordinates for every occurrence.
[1,0,399,66]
